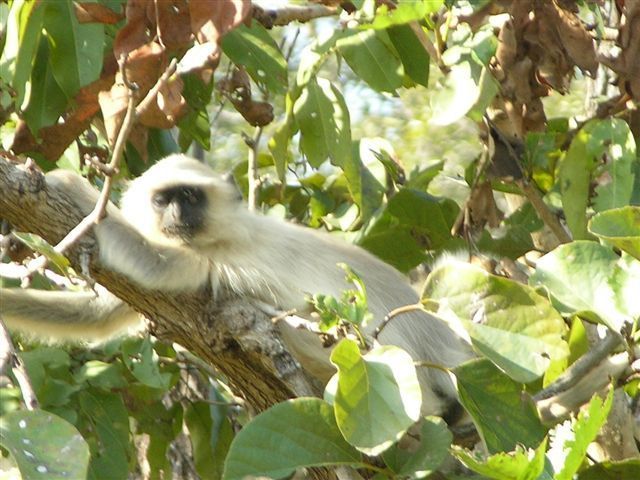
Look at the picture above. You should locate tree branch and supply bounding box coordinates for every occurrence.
[252,4,338,28]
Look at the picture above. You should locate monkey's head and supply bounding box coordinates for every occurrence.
[120,155,240,247]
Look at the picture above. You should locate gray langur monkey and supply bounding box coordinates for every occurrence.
[1,154,475,418]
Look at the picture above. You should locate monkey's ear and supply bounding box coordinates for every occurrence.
[221,173,243,202]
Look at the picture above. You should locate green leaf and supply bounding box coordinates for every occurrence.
[366,0,443,30]
[454,359,547,453]
[589,206,640,261]
[558,119,635,238]
[423,261,569,383]
[12,232,70,273]
[78,391,130,480]
[222,398,362,480]
[221,23,288,95]
[346,140,385,222]
[577,459,640,480]
[268,93,297,181]
[295,30,345,92]
[0,409,90,480]
[358,189,458,272]
[585,119,637,211]
[382,417,452,478]
[20,38,68,133]
[337,30,403,93]
[387,24,430,87]
[43,0,104,98]
[178,109,211,151]
[0,0,45,108]
[452,438,547,480]
[477,202,542,260]
[529,241,640,331]
[554,389,614,480]
[293,77,352,169]
[185,401,233,480]
[121,337,172,390]
[74,360,128,390]
[331,339,421,455]
[430,48,497,125]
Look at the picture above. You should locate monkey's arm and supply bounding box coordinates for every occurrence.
[0,287,141,342]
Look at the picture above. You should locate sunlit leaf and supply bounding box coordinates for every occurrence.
[589,206,640,261]
[530,241,640,331]
[331,339,421,455]
[423,261,568,382]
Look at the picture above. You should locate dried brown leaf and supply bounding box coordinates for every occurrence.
[74,2,124,24]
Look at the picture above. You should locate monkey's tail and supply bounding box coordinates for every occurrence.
[0,287,142,343]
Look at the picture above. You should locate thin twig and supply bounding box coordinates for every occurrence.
[409,22,445,72]
[0,315,39,410]
[485,116,572,244]
[246,127,263,211]
[414,360,451,374]
[252,4,338,28]
[373,303,425,340]
[534,331,624,401]
[517,179,572,244]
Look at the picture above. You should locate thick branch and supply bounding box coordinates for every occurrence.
[0,157,320,412]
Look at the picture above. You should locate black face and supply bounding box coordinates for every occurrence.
[151,185,207,241]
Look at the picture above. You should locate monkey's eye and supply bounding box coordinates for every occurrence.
[152,192,169,208]
[180,187,201,205]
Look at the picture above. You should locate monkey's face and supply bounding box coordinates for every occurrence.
[120,154,242,249]
[150,185,207,242]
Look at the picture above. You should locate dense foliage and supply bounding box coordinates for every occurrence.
[0,0,639,479]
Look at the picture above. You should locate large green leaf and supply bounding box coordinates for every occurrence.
[423,262,568,383]
[358,189,459,272]
[382,417,452,478]
[0,0,45,108]
[293,77,352,168]
[530,241,640,331]
[43,0,104,99]
[222,398,362,480]
[337,30,403,93]
[331,340,422,455]
[589,206,640,261]
[454,359,547,453]
[0,409,90,480]
[221,23,288,95]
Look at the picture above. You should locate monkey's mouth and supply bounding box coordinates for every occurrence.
[162,224,199,242]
